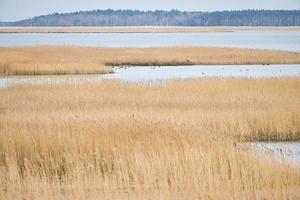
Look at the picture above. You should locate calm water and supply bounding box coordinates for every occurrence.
[108,65,300,81]
[1,65,300,88]
[0,30,300,52]
[250,143,300,166]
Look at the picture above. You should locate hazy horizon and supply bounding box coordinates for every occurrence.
[0,0,299,22]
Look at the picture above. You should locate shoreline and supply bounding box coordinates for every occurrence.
[1,26,300,33]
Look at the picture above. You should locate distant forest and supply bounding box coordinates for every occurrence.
[1,9,300,26]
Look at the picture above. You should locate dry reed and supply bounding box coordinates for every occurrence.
[1,46,300,75]
[0,78,300,199]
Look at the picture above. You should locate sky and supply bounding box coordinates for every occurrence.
[0,0,299,22]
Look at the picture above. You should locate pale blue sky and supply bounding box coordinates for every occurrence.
[0,0,299,21]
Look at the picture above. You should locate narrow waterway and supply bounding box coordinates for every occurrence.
[1,64,300,89]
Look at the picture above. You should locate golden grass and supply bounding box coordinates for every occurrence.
[0,78,300,199]
[1,26,300,33]
[1,46,300,75]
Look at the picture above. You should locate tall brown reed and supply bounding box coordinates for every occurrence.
[1,46,300,75]
[0,78,300,199]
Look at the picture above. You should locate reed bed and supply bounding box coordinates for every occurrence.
[0,78,300,199]
[1,46,300,75]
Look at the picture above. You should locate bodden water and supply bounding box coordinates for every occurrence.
[0,30,300,52]
[1,65,300,88]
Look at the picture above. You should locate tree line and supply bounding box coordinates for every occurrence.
[2,9,300,26]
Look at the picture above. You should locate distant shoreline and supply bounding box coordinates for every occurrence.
[1,26,300,33]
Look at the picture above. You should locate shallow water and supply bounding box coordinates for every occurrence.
[1,30,300,52]
[250,143,300,166]
[108,65,300,81]
[0,65,300,89]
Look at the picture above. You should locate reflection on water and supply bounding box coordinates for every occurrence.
[1,65,300,88]
[0,30,300,52]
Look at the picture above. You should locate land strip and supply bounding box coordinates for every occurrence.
[1,46,300,75]
[1,26,300,33]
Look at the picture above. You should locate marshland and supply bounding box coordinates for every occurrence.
[1,31,300,200]
[1,7,300,200]
[1,78,300,200]
[1,46,300,76]
[0,31,300,200]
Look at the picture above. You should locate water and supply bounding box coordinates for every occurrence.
[1,65,299,88]
[0,30,300,52]
[250,143,300,166]
[108,65,300,81]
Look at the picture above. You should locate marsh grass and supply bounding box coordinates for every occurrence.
[1,46,300,75]
[0,78,300,199]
